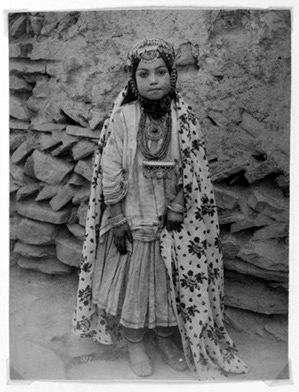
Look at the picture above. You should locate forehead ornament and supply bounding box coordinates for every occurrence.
[127,39,175,68]
[140,49,160,63]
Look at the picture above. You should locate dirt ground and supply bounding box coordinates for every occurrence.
[8,263,290,386]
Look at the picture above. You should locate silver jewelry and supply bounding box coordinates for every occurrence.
[138,112,172,161]
[168,202,186,214]
[109,213,127,228]
[142,161,175,179]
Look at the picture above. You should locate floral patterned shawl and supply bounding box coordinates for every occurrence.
[72,86,249,380]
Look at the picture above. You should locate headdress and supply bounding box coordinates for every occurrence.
[123,39,178,116]
[127,38,176,73]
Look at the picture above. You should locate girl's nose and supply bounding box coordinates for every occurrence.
[149,73,158,84]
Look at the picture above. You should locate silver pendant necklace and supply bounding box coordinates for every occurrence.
[138,111,175,179]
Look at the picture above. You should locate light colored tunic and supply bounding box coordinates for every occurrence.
[99,101,182,241]
[91,101,181,329]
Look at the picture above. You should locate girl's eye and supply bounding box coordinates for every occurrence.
[138,72,148,78]
[158,70,166,75]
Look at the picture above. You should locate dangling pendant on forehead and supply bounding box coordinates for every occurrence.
[140,49,160,63]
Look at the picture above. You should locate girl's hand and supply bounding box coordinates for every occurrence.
[166,209,184,231]
[112,223,133,255]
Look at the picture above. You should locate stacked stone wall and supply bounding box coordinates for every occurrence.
[9,9,290,315]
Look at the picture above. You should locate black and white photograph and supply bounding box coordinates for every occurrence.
[3,1,298,390]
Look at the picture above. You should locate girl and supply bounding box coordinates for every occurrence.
[73,38,249,380]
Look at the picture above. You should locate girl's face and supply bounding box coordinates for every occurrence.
[135,58,171,101]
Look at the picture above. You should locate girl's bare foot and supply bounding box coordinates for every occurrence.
[127,340,154,377]
[154,336,188,372]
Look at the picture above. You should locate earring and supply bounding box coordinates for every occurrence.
[130,78,139,98]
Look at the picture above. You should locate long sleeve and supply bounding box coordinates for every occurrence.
[102,109,128,205]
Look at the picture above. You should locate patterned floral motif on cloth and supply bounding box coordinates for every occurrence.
[160,99,249,379]
[72,86,249,379]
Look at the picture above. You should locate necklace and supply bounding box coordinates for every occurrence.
[138,111,172,161]
[138,111,175,179]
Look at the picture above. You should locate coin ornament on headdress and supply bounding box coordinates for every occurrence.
[127,38,175,68]
[140,49,160,63]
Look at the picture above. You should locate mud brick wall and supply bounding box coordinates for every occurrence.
[9,9,290,315]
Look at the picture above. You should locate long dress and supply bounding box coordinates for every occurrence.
[91,100,180,330]
[72,88,249,380]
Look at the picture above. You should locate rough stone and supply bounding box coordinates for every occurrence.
[35,184,59,201]
[88,108,103,130]
[264,318,288,342]
[211,158,249,183]
[16,218,58,245]
[29,150,74,184]
[10,249,19,266]
[26,96,47,114]
[74,159,93,181]
[9,120,30,130]
[55,229,83,268]
[10,214,23,240]
[72,140,96,161]
[10,182,20,193]
[221,234,243,260]
[252,223,288,240]
[16,199,72,224]
[224,306,271,337]
[240,111,266,138]
[72,184,90,205]
[30,39,73,61]
[23,154,36,178]
[66,125,101,139]
[230,214,270,233]
[66,223,85,241]
[224,258,288,283]
[41,101,67,123]
[206,110,230,128]
[10,74,33,92]
[77,202,89,227]
[224,307,288,342]
[31,123,67,132]
[244,156,280,184]
[176,42,198,66]
[10,165,23,187]
[17,256,74,276]
[14,241,57,258]
[274,173,289,190]
[10,133,27,152]
[214,186,239,210]
[50,185,74,211]
[10,95,32,121]
[16,183,40,201]
[218,210,245,226]
[9,59,46,74]
[60,101,91,127]
[268,280,288,291]
[9,15,27,39]
[29,16,44,35]
[51,134,78,157]
[9,42,33,58]
[247,189,288,223]
[37,132,62,151]
[10,161,36,186]
[237,239,288,272]
[11,141,35,164]
[224,271,288,314]
[32,79,50,98]
[68,173,86,186]
[10,195,17,215]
